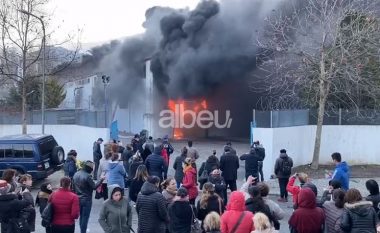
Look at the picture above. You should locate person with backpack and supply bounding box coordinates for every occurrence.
[274,149,293,202]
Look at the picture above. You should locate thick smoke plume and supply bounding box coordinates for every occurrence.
[83,0,282,105]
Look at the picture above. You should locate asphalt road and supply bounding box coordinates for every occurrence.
[30,140,294,233]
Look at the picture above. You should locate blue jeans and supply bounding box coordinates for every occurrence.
[79,198,92,233]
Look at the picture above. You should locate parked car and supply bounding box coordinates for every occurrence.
[0,134,65,180]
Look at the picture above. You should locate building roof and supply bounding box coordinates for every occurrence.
[0,134,51,141]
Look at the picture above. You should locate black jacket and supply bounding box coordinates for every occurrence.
[197,195,224,221]
[208,175,227,202]
[129,178,145,203]
[245,197,280,230]
[73,168,102,201]
[168,200,192,233]
[199,156,220,177]
[240,149,260,176]
[93,141,102,161]
[129,160,143,180]
[136,182,169,233]
[145,148,166,179]
[122,149,134,173]
[220,151,239,181]
[0,193,30,233]
[274,153,293,178]
[366,194,380,213]
[173,155,186,183]
[340,201,377,233]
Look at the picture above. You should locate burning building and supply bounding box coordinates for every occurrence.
[73,0,283,139]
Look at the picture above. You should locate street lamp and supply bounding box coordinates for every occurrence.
[18,9,46,134]
[101,75,110,128]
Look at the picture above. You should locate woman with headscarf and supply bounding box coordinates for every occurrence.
[220,191,254,233]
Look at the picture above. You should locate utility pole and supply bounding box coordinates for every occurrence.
[102,75,110,128]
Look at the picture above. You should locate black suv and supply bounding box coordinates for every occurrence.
[0,134,65,180]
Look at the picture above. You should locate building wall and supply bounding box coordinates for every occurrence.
[0,125,109,162]
[60,75,97,110]
[253,126,380,170]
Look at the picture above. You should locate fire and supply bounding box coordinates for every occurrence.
[167,99,208,139]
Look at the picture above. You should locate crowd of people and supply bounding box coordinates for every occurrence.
[0,132,379,233]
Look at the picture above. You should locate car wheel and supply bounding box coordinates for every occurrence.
[51,146,65,165]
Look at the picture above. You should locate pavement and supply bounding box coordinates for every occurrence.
[29,140,379,233]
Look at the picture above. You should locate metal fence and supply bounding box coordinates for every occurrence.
[253,109,380,128]
[0,109,106,128]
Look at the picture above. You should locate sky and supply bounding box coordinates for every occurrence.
[47,0,199,47]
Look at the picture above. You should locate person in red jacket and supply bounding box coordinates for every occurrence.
[50,177,80,233]
[182,157,198,205]
[286,173,308,208]
[221,191,254,233]
[288,188,325,233]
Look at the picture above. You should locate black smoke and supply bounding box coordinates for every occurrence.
[150,0,281,98]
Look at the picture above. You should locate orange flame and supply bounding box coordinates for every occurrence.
[167,99,208,139]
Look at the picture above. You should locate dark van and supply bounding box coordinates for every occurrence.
[0,134,65,180]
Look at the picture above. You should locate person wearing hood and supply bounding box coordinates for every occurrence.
[340,188,377,233]
[286,173,308,208]
[168,187,193,233]
[136,176,169,233]
[173,147,188,188]
[331,152,350,190]
[220,146,240,193]
[365,179,380,213]
[208,169,227,205]
[50,177,80,233]
[288,188,325,233]
[145,146,166,181]
[251,212,279,233]
[221,191,254,233]
[0,180,30,233]
[73,160,105,233]
[36,183,53,233]
[107,153,127,195]
[182,157,198,205]
[99,185,132,233]
[64,150,78,179]
[245,186,279,230]
[323,189,345,233]
[199,150,220,189]
[274,149,293,202]
[240,147,260,180]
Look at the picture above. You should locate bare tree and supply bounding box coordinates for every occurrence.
[253,0,380,169]
[0,0,80,134]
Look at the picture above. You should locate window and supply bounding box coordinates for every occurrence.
[13,144,23,158]
[4,144,13,158]
[0,145,5,158]
[24,144,34,158]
